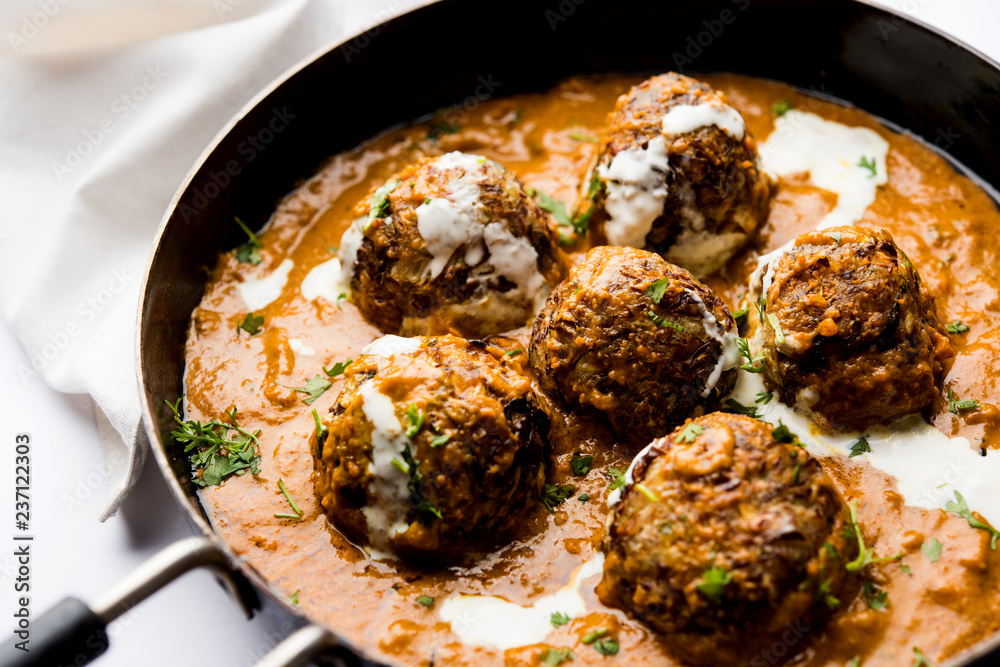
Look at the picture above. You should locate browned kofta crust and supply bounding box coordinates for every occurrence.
[761,225,953,431]
[598,412,855,666]
[529,245,736,447]
[582,72,772,273]
[312,335,549,562]
[348,156,565,338]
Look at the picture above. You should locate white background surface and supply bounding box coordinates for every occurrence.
[0,0,998,665]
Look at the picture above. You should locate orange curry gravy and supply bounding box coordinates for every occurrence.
[183,75,1000,666]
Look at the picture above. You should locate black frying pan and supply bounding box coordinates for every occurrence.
[4,1,1000,665]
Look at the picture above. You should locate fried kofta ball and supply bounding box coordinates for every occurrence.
[312,334,549,561]
[598,412,855,665]
[579,72,772,278]
[529,245,740,447]
[338,152,565,338]
[754,225,953,431]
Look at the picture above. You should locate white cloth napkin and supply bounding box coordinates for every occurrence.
[0,0,425,520]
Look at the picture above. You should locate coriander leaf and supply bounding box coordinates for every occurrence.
[823,541,841,559]
[646,277,670,304]
[542,484,575,512]
[505,349,524,357]
[847,659,861,667]
[948,389,980,414]
[235,216,263,265]
[581,628,608,644]
[594,638,619,656]
[922,537,943,563]
[946,490,1000,549]
[604,467,627,492]
[550,611,571,627]
[772,98,792,116]
[587,171,602,200]
[366,178,399,227]
[239,312,264,336]
[405,404,426,438]
[578,493,590,502]
[164,397,261,487]
[286,375,332,406]
[857,155,877,178]
[724,399,759,418]
[430,433,451,447]
[648,310,684,331]
[946,320,969,334]
[756,294,766,324]
[677,422,704,443]
[755,391,773,405]
[913,646,931,667]
[569,131,598,142]
[323,359,352,378]
[275,478,304,519]
[736,337,766,373]
[732,307,748,320]
[900,563,912,575]
[572,207,593,235]
[336,292,347,308]
[845,499,905,572]
[534,191,573,226]
[697,566,733,603]
[288,589,300,605]
[830,232,842,245]
[864,580,889,610]
[849,436,871,458]
[771,421,797,444]
[570,452,593,476]
[818,577,839,609]
[416,595,435,607]
[398,443,442,525]
[428,120,461,141]
[541,648,573,667]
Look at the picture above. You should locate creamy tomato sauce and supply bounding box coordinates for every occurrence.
[183,75,1000,666]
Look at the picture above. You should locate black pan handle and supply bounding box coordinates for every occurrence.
[0,537,258,667]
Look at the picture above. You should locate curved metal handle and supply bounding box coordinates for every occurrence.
[0,536,258,667]
[254,624,338,667]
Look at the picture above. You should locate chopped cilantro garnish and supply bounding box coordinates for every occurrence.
[771,421,797,444]
[677,422,704,443]
[238,312,264,336]
[165,397,261,487]
[946,490,999,549]
[771,98,792,116]
[723,398,759,418]
[857,156,877,178]
[948,389,980,414]
[535,191,572,225]
[696,566,733,603]
[864,580,888,610]
[604,467,627,492]
[570,452,593,476]
[646,277,669,304]
[581,628,608,644]
[830,232,842,244]
[274,478,304,520]
[766,313,786,345]
[234,216,263,265]
[366,178,399,227]
[845,499,904,572]
[398,443,442,525]
[285,375,332,406]
[578,493,590,502]
[755,391,773,405]
[288,589,300,605]
[416,595,435,607]
[913,646,931,667]
[569,131,598,142]
[946,320,969,334]
[849,436,871,458]
[635,483,659,502]
[550,611,571,627]
[323,359,352,378]
[505,349,524,357]
[542,484,575,512]
[732,307,748,320]
[922,537,943,562]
